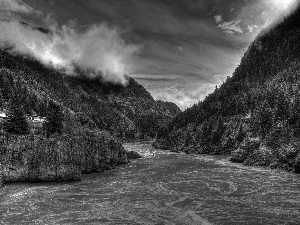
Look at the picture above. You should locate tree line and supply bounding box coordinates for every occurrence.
[155,6,300,154]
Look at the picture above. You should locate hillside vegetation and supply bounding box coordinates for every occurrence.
[0,22,181,185]
[0,48,180,142]
[154,7,300,173]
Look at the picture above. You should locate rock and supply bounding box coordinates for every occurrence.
[270,162,280,169]
[152,141,160,149]
[278,163,291,171]
[170,149,179,153]
[293,154,300,173]
[243,144,274,167]
[126,151,143,159]
[0,134,129,183]
[56,165,81,181]
[100,164,112,171]
[0,172,3,188]
[230,138,261,164]
[230,148,248,163]
[211,146,224,155]
[152,141,170,150]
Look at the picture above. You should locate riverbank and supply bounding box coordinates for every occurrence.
[154,140,300,174]
[0,133,129,188]
[153,115,300,174]
[2,142,298,225]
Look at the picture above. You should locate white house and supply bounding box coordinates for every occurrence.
[0,112,7,119]
[26,115,45,123]
[32,117,46,123]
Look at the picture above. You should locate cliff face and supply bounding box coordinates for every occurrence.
[154,7,300,173]
[0,132,129,183]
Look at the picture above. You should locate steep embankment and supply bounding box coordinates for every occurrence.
[154,7,300,173]
[0,132,128,183]
[0,49,180,142]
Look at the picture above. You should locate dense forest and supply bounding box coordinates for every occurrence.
[154,6,300,173]
[0,48,180,141]
[0,21,181,184]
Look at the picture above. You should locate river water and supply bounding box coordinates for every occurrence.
[0,142,300,225]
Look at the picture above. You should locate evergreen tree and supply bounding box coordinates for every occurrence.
[44,101,64,137]
[236,122,245,143]
[211,117,225,145]
[3,95,29,135]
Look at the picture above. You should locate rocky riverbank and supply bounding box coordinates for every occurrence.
[230,137,300,173]
[154,115,300,174]
[0,132,129,187]
[126,151,143,159]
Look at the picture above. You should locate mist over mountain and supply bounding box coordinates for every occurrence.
[0,18,141,85]
[154,4,300,173]
[0,2,183,186]
[0,45,180,142]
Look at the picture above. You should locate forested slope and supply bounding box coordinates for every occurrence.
[0,48,180,142]
[154,7,300,173]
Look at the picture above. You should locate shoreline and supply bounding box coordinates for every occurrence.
[0,134,130,189]
[0,160,130,190]
[153,143,300,174]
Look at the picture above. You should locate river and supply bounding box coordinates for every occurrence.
[0,142,300,225]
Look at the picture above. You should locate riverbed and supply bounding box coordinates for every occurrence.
[0,142,300,224]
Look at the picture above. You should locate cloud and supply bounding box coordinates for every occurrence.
[247,24,259,33]
[2,0,296,107]
[135,73,226,110]
[234,0,299,38]
[210,74,228,84]
[0,20,141,84]
[0,0,41,15]
[164,86,179,94]
[217,20,243,34]
[131,74,182,81]
[214,14,223,23]
[152,82,216,110]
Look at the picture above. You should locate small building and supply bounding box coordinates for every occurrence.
[26,115,46,123]
[32,116,46,123]
[0,112,6,119]
[0,110,9,121]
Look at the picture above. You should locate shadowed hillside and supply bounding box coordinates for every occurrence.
[0,49,181,142]
[154,6,300,173]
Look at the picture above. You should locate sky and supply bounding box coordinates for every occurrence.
[0,0,298,109]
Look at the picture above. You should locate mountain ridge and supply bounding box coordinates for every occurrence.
[153,6,300,173]
[0,46,181,142]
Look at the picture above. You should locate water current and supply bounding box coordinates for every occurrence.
[0,142,300,225]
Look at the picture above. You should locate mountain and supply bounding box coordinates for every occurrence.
[0,26,181,184]
[153,7,300,173]
[0,49,181,142]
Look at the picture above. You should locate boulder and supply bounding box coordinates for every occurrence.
[230,148,248,163]
[270,162,280,169]
[126,151,143,159]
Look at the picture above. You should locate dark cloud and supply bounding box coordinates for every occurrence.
[9,0,300,108]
